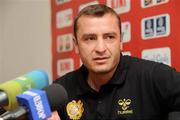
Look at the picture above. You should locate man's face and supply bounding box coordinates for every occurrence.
[74,13,122,74]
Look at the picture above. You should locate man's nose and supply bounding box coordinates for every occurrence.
[94,38,107,54]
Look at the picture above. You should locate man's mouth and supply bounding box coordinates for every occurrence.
[93,57,109,63]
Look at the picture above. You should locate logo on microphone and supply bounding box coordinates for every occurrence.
[66,100,84,120]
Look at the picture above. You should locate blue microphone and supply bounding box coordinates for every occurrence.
[16,89,51,120]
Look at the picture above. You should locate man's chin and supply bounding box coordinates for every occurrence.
[92,68,111,74]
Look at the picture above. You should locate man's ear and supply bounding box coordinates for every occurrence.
[73,36,79,54]
[120,33,123,51]
[120,41,123,51]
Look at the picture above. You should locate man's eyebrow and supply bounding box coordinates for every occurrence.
[104,32,117,36]
[82,33,96,38]
[81,32,118,39]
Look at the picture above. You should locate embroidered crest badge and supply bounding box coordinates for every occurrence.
[66,100,84,120]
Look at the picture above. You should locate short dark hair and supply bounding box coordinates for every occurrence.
[73,4,122,40]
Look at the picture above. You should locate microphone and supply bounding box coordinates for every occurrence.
[0,83,68,120]
[43,83,68,111]
[0,70,49,110]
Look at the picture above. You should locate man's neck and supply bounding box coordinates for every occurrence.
[87,67,117,92]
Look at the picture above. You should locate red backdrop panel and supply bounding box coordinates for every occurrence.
[51,0,180,80]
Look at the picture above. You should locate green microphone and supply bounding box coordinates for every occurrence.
[0,70,49,110]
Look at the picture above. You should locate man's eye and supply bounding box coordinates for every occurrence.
[85,37,96,41]
[106,35,115,39]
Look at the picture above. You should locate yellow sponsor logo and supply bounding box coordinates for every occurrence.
[117,98,133,115]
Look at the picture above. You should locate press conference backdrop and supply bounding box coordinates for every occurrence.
[51,0,180,80]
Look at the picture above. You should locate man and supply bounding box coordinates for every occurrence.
[55,4,180,120]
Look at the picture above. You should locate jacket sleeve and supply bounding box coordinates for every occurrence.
[152,63,180,111]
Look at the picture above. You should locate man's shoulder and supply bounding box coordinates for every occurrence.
[55,70,78,85]
[123,55,155,65]
[122,55,170,71]
[54,65,87,89]
[123,55,156,64]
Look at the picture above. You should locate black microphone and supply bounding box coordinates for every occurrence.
[0,83,68,120]
[43,83,68,111]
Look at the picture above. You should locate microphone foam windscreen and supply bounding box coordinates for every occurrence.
[25,70,49,89]
[43,84,68,111]
[0,81,22,110]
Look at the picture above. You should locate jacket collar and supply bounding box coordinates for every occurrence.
[76,54,130,96]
